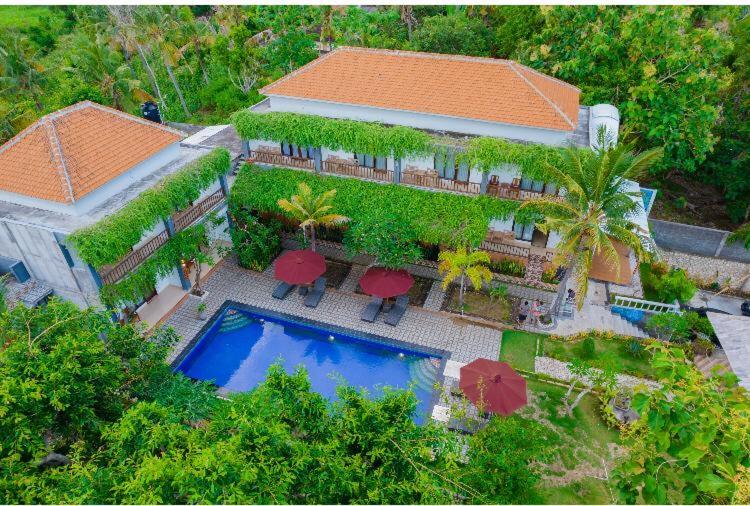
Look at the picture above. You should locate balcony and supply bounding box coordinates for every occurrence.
[249,149,314,171]
[480,232,555,263]
[322,159,391,182]
[486,182,562,202]
[99,188,226,285]
[401,170,481,195]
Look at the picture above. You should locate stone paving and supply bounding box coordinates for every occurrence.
[164,256,501,364]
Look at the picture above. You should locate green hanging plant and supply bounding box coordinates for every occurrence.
[69,148,230,269]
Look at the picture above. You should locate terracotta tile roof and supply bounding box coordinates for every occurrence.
[0,101,185,204]
[261,46,580,132]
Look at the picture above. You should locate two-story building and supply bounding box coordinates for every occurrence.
[0,101,233,325]
[236,46,653,289]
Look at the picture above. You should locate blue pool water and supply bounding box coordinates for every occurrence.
[611,306,646,324]
[640,188,657,214]
[176,306,441,421]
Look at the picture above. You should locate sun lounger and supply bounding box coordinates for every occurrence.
[272,281,295,300]
[303,277,327,308]
[384,295,409,326]
[361,296,383,322]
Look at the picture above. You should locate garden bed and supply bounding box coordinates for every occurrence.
[441,285,515,323]
[324,259,352,289]
[542,335,660,380]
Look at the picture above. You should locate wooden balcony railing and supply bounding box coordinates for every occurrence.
[486,184,563,202]
[480,238,555,263]
[322,160,391,182]
[401,172,481,195]
[100,189,227,285]
[249,150,314,171]
[100,230,170,285]
[173,188,226,232]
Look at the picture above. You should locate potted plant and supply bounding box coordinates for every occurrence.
[196,302,207,320]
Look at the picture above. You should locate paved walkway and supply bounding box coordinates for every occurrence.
[163,257,502,365]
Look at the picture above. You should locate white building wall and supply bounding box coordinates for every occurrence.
[268,96,571,146]
[0,143,182,216]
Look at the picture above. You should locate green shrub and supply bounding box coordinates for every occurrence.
[343,213,422,269]
[693,337,714,356]
[640,261,697,303]
[645,313,693,343]
[579,336,596,359]
[627,337,646,358]
[541,267,561,284]
[489,258,527,277]
[230,209,282,272]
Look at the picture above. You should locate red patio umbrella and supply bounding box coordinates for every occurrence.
[459,358,527,416]
[274,249,326,285]
[358,267,414,299]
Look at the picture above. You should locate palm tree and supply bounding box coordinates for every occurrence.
[64,33,150,110]
[520,134,663,311]
[277,182,350,252]
[438,247,493,312]
[175,7,215,85]
[0,34,46,112]
[106,5,167,114]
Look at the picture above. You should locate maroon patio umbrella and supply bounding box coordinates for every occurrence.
[358,267,414,299]
[459,358,527,416]
[274,249,326,285]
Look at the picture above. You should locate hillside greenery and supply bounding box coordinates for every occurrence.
[1,5,747,229]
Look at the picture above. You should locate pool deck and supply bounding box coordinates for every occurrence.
[162,256,502,366]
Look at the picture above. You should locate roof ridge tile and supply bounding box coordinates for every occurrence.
[506,61,575,129]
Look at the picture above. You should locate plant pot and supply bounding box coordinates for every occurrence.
[537,314,555,330]
[197,310,207,321]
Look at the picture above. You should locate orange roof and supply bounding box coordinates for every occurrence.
[0,101,184,204]
[589,240,633,286]
[261,46,580,132]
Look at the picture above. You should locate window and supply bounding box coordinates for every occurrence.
[281,142,312,159]
[434,151,471,182]
[520,177,546,193]
[355,153,387,169]
[513,221,535,242]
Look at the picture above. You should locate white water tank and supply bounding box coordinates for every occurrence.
[589,104,620,150]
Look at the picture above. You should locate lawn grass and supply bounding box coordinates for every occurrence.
[522,379,620,505]
[0,6,58,29]
[542,336,658,379]
[499,330,544,371]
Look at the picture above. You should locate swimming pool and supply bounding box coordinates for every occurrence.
[175,304,444,421]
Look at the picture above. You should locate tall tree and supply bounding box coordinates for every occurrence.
[518,6,732,176]
[615,343,750,504]
[520,135,663,309]
[0,33,46,111]
[175,7,214,85]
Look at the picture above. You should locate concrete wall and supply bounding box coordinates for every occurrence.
[649,219,750,263]
[0,143,182,217]
[0,220,98,307]
[268,96,571,146]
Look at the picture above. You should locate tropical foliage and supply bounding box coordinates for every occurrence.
[639,261,697,303]
[615,343,750,504]
[438,247,493,309]
[68,147,230,268]
[1,300,557,504]
[229,207,281,271]
[343,213,423,269]
[521,137,663,308]
[277,182,349,252]
[231,165,526,248]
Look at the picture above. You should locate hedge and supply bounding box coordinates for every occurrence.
[69,148,230,269]
[229,165,538,248]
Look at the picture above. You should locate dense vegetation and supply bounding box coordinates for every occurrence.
[1,299,558,504]
[229,165,530,248]
[1,5,747,229]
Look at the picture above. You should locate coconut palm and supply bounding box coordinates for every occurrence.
[0,34,46,112]
[278,182,350,252]
[520,134,663,310]
[175,7,215,85]
[438,247,493,312]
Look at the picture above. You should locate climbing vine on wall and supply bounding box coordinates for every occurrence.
[68,148,230,269]
[229,165,537,248]
[231,110,435,159]
[233,110,589,182]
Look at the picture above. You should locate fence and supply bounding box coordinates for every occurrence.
[649,219,750,263]
[612,295,681,314]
